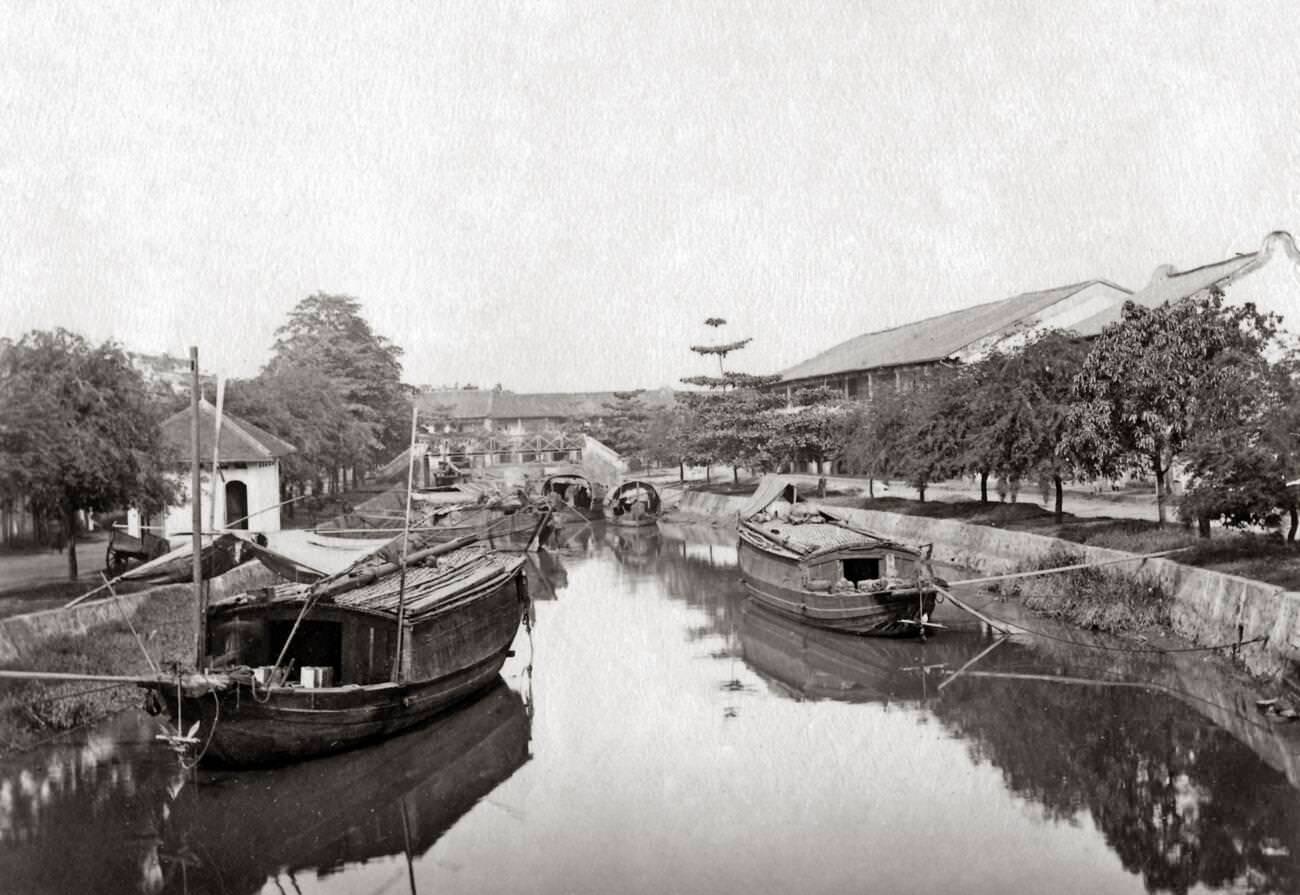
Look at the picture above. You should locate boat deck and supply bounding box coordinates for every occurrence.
[745,519,879,555]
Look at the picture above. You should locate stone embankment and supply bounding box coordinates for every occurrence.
[671,490,1300,683]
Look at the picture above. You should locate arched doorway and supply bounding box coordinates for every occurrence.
[225,480,249,529]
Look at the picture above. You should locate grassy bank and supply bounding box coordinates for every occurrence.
[0,592,191,753]
[847,496,1300,590]
[997,545,1175,636]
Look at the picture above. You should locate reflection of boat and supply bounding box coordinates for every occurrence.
[158,682,531,895]
[608,527,662,568]
[604,479,662,527]
[737,476,939,636]
[542,467,605,521]
[524,550,569,601]
[140,532,529,767]
[739,602,981,703]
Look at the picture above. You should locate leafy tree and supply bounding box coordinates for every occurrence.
[0,330,175,578]
[591,391,651,463]
[1178,353,1300,538]
[266,293,409,485]
[969,331,1092,520]
[837,389,911,497]
[771,385,847,477]
[896,380,968,501]
[1067,290,1280,524]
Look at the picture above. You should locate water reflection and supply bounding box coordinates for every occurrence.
[934,673,1300,894]
[155,681,530,894]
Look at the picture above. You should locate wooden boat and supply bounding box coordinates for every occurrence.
[138,531,530,768]
[737,476,940,637]
[541,466,605,521]
[154,681,530,894]
[604,479,661,528]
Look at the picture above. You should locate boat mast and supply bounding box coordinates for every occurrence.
[391,405,420,683]
[189,346,206,669]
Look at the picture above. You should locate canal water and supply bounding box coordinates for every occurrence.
[2,523,1299,894]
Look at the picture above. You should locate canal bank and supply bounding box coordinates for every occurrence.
[668,488,1300,685]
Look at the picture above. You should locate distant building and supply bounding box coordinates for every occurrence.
[411,387,674,470]
[131,400,296,543]
[414,387,675,435]
[1124,230,1300,336]
[774,279,1133,399]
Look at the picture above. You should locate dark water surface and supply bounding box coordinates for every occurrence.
[2,523,1299,894]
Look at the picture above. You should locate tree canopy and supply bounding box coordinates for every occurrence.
[1067,290,1280,523]
[0,330,175,578]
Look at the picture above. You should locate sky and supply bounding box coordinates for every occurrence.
[4,1,1300,392]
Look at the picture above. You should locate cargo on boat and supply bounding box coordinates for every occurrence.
[737,476,940,637]
[139,530,529,768]
[604,479,661,528]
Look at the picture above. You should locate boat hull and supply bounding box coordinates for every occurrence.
[738,536,936,637]
[146,559,528,768]
[604,513,659,528]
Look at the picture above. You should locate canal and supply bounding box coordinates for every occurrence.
[2,523,1298,894]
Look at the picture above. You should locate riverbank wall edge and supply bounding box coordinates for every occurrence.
[672,490,1300,682]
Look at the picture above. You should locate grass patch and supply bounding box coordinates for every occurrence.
[1005,546,1174,635]
[849,496,1300,590]
[0,592,192,753]
[686,482,759,496]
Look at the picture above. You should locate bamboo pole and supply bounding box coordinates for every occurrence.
[933,584,1014,635]
[944,547,1192,589]
[190,347,205,669]
[0,669,163,685]
[391,406,420,684]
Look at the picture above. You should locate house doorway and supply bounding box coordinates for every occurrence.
[225,480,249,529]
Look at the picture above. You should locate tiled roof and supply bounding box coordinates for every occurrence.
[160,399,296,462]
[414,388,674,420]
[779,280,1125,383]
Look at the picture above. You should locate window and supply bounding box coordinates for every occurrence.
[841,558,881,583]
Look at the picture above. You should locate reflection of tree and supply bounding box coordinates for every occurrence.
[0,718,184,894]
[648,531,748,643]
[934,678,1300,894]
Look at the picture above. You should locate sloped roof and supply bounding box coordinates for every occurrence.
[160,399,296,462]
[779,280,1124,383]
[414,388,674,420]
[1125,253,1258,310]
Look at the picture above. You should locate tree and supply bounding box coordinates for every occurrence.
[678,318,781,481]
[1178,352,1300,538]
[970,331,1092,520]
[0,330,175,578]
[1067,290,1280,524]
[837,389,910,497]
[266,293,409,485]
[591,391,651,463]
[897,380,968,501]
[771,385,847,477]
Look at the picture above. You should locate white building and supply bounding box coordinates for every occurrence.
[130,399,296,544]
[1124,230,1300,342]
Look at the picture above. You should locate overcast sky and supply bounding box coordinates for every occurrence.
[4,1,1299,391]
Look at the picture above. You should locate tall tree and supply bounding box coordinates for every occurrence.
[837,389,910,497]
[264,294,409,487]
[679,318,780,481]
[261,293,408,489]
[1067,290,1279,524]
[592,390,652,463]
[0,330,175,578]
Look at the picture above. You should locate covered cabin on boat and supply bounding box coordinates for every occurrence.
[131,399,296,544]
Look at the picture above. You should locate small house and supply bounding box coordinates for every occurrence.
[130,400,296,543]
